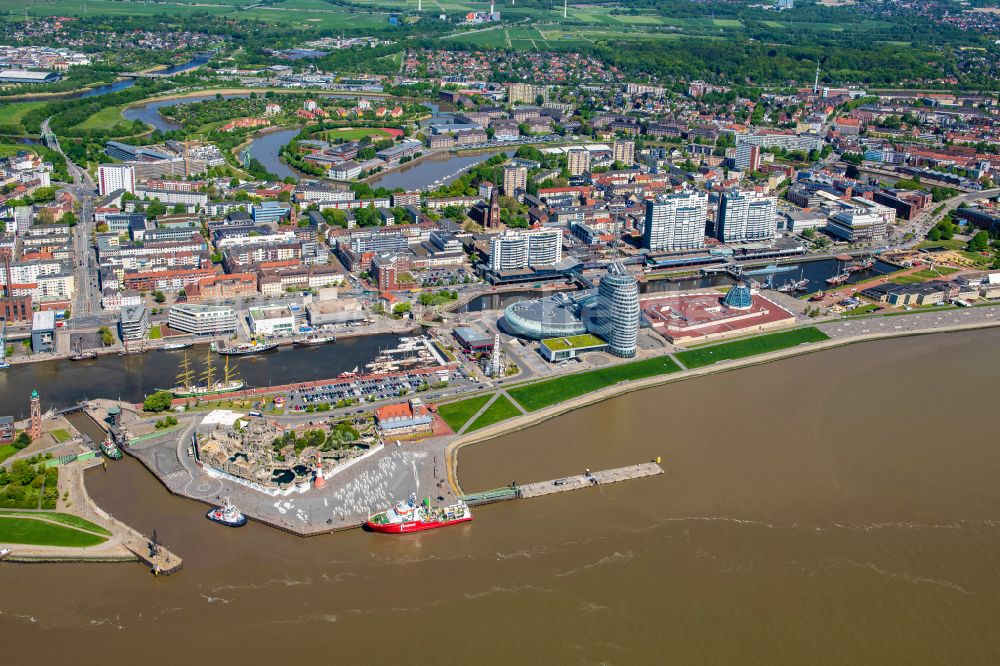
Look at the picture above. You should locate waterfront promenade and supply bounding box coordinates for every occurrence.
[57,301,1000,541]
[6,457,182,574]
[445,303,1000,494]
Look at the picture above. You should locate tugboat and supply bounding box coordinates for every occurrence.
[100,435,122,460]
[206,498,247,527]
[366,494,473,534]
[69,349,98,361]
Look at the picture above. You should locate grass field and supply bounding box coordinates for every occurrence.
[0,143,37,158]
[509,356,681,412]
[50,429,71,443]
[0,445,16,465]
[0,515,108,547]
[438,394,492,432]
[3,0,236,18]
[911,266,959,278]
[843,303,880,316]
[0,511,111,536]
[75,105,125,131]
[318,128,396,141]
[917,239,966,250]
[0,0,387,26]
[676,327,830,369]
[0,101,45,131]
[149,325,163,340]
[465,394,521,432]
[891,274,929,285]
[239,6,389,29]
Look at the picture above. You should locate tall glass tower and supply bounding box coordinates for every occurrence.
[587,262,640,358]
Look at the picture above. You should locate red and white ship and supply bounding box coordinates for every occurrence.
[366,494,472,534]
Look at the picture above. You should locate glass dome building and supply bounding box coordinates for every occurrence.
[722,283,753,310]
[502,293,588,340]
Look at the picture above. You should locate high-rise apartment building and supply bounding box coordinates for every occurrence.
[612,140,635,166]
[643,191,708,252]
[98,164,135,196]
[567,148,590,176]
[733,143,761,172]
[716,190,777,243]
[502,164,527,196]
[489,228,563,272]
[507,83,549,105]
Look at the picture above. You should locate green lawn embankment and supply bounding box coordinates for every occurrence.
[676,327,830,369]
[0,515,108,547]
[438,394,492,432]
[509,356,681,412]
[465,395,521,432]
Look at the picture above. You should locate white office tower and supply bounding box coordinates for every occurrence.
[643,191,708,252]
[98,164,136,196]
[716,190,778,243]
[586,262,640,358]
[489,228,563,271]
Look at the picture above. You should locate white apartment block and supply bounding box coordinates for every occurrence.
[98,164,135,196]
[167,303,237,336]
[489,228,563,272]
[716,190,777,243]
[643,191,708,252]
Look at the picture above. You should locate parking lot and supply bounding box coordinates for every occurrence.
[288,370,463,410]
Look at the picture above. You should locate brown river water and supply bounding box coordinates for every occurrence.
[2,328,999,664]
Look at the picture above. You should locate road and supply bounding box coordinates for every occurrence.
[42,117,104,323]
[892,187,1000,251]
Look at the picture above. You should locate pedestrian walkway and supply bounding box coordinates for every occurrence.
[457,392,502,436]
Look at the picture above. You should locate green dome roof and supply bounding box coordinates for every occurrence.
[30,389,38,399]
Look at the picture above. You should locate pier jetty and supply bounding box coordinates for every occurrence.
[462,461,663,505]
[518,462,663,499]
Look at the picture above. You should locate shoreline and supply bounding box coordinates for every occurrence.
[444,318,1000,496]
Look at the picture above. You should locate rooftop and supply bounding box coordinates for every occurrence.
[540,333,607,351]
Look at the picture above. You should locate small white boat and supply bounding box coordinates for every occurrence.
[0,548,11,559]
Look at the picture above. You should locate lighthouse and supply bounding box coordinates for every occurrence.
[313,454,326,490]
[28,389,41,441]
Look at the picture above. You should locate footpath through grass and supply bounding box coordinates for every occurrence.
[0,510,111,536]
[438,394,492,432]
[676,327,829,369]
[509,356,681,412]
[0,515,108,547]
[465,395,521,432]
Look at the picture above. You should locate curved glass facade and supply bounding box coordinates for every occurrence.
[586,263,640,358]
[502,296,588,340]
